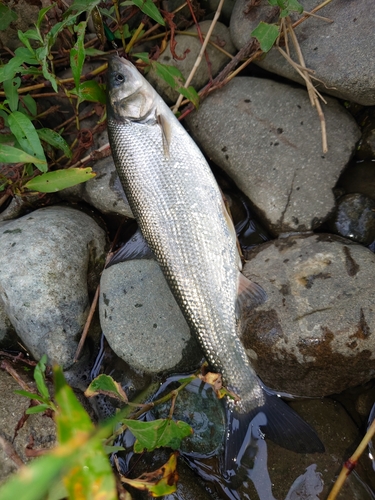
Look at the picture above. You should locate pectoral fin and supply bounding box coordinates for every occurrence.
[157,112,171,158]
[235,272,267,319]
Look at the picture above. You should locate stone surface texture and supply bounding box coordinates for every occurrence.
[99,260,201,374]
[147,21,236,103]
[241,233,375,397]
[186,77,360,234]
[230,0,375,105]
[0,207,106,368]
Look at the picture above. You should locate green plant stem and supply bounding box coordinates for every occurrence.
[113,0,127,51]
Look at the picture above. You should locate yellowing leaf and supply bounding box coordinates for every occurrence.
[85,374,128,402]
[120,452,178,497]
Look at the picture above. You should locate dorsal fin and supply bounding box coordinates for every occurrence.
[236,272,267,319]
[157,112,171,158]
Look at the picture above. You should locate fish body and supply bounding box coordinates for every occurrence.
[106,56,323,470]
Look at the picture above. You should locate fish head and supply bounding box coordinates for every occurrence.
[107,56,155,121]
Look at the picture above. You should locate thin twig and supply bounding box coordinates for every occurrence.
[68,142,111,169]
[172,0,225,113]
[327,418,375,500]
[0,436,24,468]
[74,284,100,362]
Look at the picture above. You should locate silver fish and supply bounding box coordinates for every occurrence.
[106,56,323,471]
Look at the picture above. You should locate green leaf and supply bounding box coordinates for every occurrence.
[14,389,46,402]
[251,21,280,52]
[54,366,94,443]
[26,404,51,414]
[22,94,37,116]
[0,144,46,166]
[24,167,95,193]
[3,77,20,112]
[8,111,47,170]
[85,374,128,402]
[37,4,56,29]
[177,86,199,108]
[64,0,102,17]
[133,52,150,64]
[70,21,86,89]
[14,47,38,65]
[34,354,50,401]
[0,56,25,84]
[154,62,184,89]
[128,0,165,25]
[37,128,72,159]
[0,4,17,30]
[124,418,193,452]
[70,80,106,104]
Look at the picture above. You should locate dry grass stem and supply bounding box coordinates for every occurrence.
[69,142,111,168]
[74,284,100,362]
[286,17,328,153]
[172,0,225,113]
[0,436,24,468]
[302,10,333,22]
[327,418,375,500]
[292,0,334,29]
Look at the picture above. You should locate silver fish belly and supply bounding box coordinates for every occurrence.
[106,56,324,469]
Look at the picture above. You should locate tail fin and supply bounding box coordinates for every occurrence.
[224,392,324,473]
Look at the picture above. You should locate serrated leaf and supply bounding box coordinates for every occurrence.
[0,4,17,30]
[70,21,86,89]
[3,77,20,112]
[33,354,50,401]
[26,403,51,414]
[70,80,106,104]
[0,144,46,166]
[8,111,47,170]
[85,374,128,402]
[37,128,72,159]
[121,452,178,497]
[131,0,165,25]
[251,21,280,52]
[24,167,95,193]
[177,86,199,108]
[124,418,193,453]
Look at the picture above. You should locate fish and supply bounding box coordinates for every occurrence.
[106,56,324,472]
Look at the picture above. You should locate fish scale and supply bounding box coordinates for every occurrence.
[106,56,324,472]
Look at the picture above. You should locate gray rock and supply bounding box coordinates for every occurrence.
[241,233,375,397]
[99,260,201,374]
[147,21,236,103]
[0,0,40,51]
[230,0,375,105]
[80,156,133,218]
[325,193,375,246]
[186,77,360,234]
[0,206,106,368]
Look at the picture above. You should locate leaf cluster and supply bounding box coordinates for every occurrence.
[0,362,199,499]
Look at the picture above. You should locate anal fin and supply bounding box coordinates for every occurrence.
[236,272,267,319]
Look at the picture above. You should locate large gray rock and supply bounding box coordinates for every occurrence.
[99,260,201,374]
[230,0,375,105]
[0,206,106,368]
[241,233,375,397]
[147,21,236,103]
[186,77,360,234]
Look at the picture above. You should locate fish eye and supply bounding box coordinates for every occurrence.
[114,73,125,84]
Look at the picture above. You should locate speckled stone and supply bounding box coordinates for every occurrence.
[0,206,106,368]
[99,260,201,374]
[241,233,375,397]
[186,77,360,234]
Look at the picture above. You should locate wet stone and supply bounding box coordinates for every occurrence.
[241,233,375,397]
[338,160,375,201]
[324,193,375,246]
